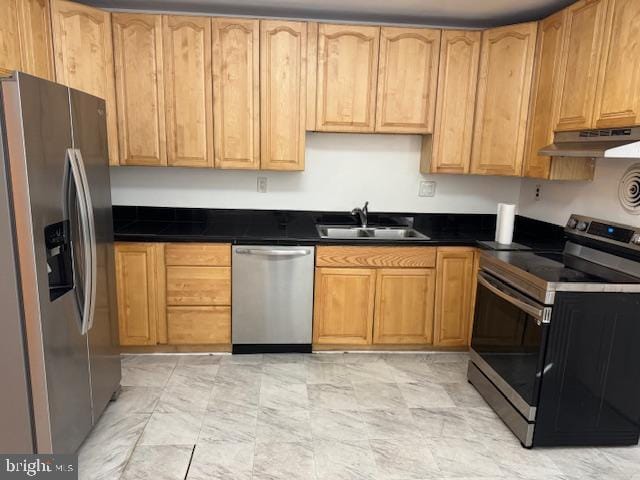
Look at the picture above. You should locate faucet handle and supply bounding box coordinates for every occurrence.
[363,201,369,212]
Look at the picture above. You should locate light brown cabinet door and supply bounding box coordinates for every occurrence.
[0,0,22,72]
[212,18,259,169]
[373,268,435,345]
[523,11,566,179]
[555,0,608,131]
[112,13,166,166]
[51,0,118,164]
[11,0,55,79]
[115,243,164,346]
[593,0,640,128]
[316,23,380,132]
[422,30,481,174]
[470,22,537,176]
[260,20,307,171]
[167,306,231,345]
[313,268,376,345]
[164,15,213,167]
[434,248,476,347]
[375,27,440,134]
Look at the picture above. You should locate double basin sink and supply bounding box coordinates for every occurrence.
[316,225,429,240]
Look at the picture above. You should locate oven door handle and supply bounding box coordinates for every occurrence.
[477,272,551,324]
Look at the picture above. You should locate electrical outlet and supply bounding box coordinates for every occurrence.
[419,181,436,197]
[535,184,542,201]
[257,177,268,193]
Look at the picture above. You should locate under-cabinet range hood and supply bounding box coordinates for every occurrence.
[539,127,640,159]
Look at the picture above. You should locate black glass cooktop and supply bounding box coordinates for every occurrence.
[492,251,640,284]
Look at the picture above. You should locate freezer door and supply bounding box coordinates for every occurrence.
[0,105,35,453]
[3,73,92,453]
[70,89,120,424]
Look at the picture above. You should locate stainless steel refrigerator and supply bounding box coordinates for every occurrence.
[0,72,120,454]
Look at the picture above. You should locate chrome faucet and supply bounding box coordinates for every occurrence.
[351,201,369,228]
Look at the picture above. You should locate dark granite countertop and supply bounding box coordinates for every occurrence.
[113,206,567,251]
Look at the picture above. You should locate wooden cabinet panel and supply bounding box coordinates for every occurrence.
[316,23,379,132]
[212,18,259,169]
[17,0,55,79]
[373,268,435,345]
[593,0,640,128]
[555,0,608,131]
[166,266,231,306]
[421,30,481,174]
[167,306,231,344]
[316,246,436,268]
[375,27,440,133]
[0,0,22,72]
[112,13,166,166]
[306,22,318,130]
[164,15,213,167]
[115,243,164,346]
[313,268,376,345]
[260,19,307,171]
[51,0,118,164]
[471,22,537,176]
[523,11,566,179]
[434,248,476,347]
[165,243,231,266]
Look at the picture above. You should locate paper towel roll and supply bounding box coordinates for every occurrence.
[495,203,516,245]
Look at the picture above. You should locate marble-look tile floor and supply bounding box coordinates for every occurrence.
[78,352,640,480]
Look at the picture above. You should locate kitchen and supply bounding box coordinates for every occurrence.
[1,0,640,479]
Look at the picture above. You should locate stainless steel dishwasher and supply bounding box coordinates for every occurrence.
[232,245,315,353]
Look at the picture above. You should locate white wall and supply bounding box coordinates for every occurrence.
[519,159,640,227]
[110,132,522,213]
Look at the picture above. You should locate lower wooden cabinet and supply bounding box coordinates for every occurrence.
[115,242,231,347]
[433,247,477,347]
[167,306,231,345]
[115,243,164,346]
[373,268,436,345]
[313,267,376,345]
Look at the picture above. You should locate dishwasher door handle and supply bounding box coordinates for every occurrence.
[235,248,312,257]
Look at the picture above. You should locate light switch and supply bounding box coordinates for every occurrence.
[257,177,268,193]
[419,181,436,197]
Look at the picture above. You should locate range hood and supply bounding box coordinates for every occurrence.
[539,127,640,158]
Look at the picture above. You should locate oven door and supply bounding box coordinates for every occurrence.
[470,270,551,421]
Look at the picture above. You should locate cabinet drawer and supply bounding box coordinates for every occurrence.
[165,243,231,266]
[316,246,436,268]
[166,266,231,305]
[167,306,231,344]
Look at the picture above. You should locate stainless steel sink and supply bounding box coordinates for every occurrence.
[316,225,429,240]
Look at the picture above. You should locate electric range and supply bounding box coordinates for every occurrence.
[468,214,640,448]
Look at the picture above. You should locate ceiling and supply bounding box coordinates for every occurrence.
[80,0,575,28]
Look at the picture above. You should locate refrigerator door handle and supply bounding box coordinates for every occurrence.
[73,149,97,334]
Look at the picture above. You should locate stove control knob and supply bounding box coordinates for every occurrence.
[632,234,640,246]
[576,221,588,231]
[567,218,578,229]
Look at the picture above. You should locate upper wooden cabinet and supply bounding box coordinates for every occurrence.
[593,0,640,128]
[212,18,259,170]
[0,0,54,79]
[434,248,477,347]
[373,268,435,345]
[375,27,441,134]
[115,243,164,346]
[555,0,608,131]
[523,11,566,179]
[470,22,537,176]
[112,13,166,166]
[51,0,118,165]
[316,23,380,132]
[260,20,307,170]
[421,30,481,174]
[164,15,213,167]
